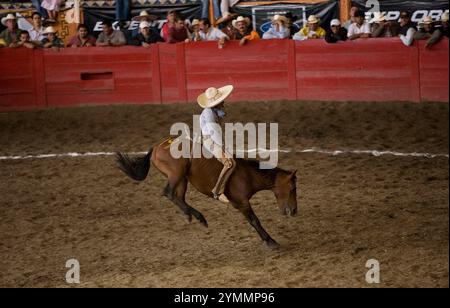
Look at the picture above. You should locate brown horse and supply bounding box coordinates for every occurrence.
[116,138,298,248]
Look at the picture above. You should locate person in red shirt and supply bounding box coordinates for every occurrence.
[67,24,96,47]
[167,17,190,43]
[161,10,179,42]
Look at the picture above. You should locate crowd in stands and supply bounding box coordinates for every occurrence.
[0,4,448,50]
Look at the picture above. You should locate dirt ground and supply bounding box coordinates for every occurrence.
[0,101,448,288]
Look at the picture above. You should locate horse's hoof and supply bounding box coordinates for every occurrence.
[266,239,280,250]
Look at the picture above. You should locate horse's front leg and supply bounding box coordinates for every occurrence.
[233,202,280,249]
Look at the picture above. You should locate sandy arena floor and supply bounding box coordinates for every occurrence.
[0,101,448,287]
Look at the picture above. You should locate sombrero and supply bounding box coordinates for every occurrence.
[132,11,157,22]
[232,16,250,29]
[1,13,16,26]
[43,26,57,34]
[307,15,320,24]
[370,12,387,23]
[197,85,234,109]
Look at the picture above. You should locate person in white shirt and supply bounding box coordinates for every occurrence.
[347,10,371,40]
[28,12,45,43]
[198,18,229,48]
[198,85,236,203]
[262,14,290,39]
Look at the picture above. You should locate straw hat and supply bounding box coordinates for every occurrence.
[191,19,200,27]
[420,16,434,25]
[441,12,449,22]
[43,26,57,34]
[197,85,234,109]
[1,13,16,26]
[370,12,387,23]
[232,16,250,29]
[307,15,320,24]
[132,10,157,22]
[272,14,288,24]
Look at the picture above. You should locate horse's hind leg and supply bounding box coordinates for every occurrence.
[164,178,208,227]
[233,202,279,249]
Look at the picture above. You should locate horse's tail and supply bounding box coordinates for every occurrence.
[115,147,153,181]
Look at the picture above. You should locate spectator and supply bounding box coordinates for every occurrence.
[343,5,360,30]
[132,21,163,47]
[96,20,126,47]
[67,24,96,47]
[0,14,21,47]
[190,19,202,42]
[41,26,64,48]
[347,10,370,40]
[167,18,190,43]
[41,0,62,23]
[116,0,131,23]
[440,12,449,38]
[397,11,416,46]
[325,19,348,43]
[262,15,290,39]
[31,0,48,19]
[11,30,36,49]
[28,12,45,43]
[161,10,178,42]
[232,16,260,46]
[371,12,398,38]
[285,12,298,38]
[414,16,443,48]
[201,0,221,21]
[131,10,157,38]
[293,15,325,41]
[198,18,229,48]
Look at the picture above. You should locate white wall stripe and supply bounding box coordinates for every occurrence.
[0,148,448,161]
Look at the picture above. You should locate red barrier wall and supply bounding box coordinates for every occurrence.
[0,38,448,112]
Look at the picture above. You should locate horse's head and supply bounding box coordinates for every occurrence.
[273,169,298,216]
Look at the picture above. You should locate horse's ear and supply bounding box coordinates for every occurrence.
[290,169,297,178]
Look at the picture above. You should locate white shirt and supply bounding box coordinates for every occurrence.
[347,22,371,37]
[199,108,222,145]
[28,26,45,42]
[199,27,228,41]
[262,25,290,39]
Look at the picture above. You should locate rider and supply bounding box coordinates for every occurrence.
[197,85,236,203]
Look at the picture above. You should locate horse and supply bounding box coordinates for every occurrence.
[116,138,298,248]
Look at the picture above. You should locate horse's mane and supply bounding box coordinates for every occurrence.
[236,158,289,182]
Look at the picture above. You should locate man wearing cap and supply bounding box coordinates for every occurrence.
[232,16,260,46]
[0,14,21,47]
[132,21,163,47]
[262,15,290,39]
[325,19,348,43]
[414,16,443,47]
[67,24,96,47]
[397,11,416,46]
[197,85,236,203]
[96,20,126,47]
[371,12,399,38]
[293,15,325,41]
[347,10,371,40]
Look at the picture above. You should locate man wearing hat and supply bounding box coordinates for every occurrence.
[293,14,325,41]
[414,16,443,47]
[132,21,163,47]
[262,15,290,39]
[371,12,399,38]
[41,26,64,48]
[197,85,236,203]
[325,19,348,43]
[0,14,21,47]
[232,16,260,45]
[347,10,371,40]
[397,11,416,46]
